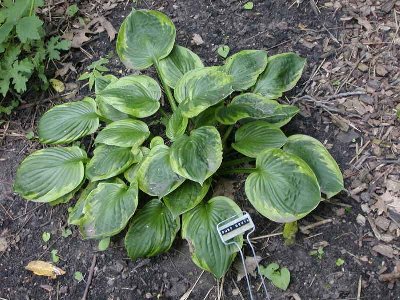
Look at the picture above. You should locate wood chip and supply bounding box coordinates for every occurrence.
[371,244,394,258]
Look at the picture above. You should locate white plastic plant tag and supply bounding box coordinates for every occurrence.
[217,211,255,243]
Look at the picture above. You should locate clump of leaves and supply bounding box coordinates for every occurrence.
[78,58,110,90]
[13,9,344,279]
[310,246,325,260]
[0,0,70,111]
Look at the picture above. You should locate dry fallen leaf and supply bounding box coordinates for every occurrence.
[97,16,117,41]
[49,79,65,93]
[234,255,262,281]
[25,261,66,279]
[372,244,394,258]
[55,63,76,78]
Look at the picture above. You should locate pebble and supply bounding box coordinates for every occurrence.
[356,214,366,226]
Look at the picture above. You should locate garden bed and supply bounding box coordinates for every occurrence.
[1,0,399,299]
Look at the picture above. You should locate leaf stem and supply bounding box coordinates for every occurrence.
[154,59,177,112]
[29,0,35,16]
[221,157,255,168]
[217,167,256,175]
[222,125,234,146]
[158,107,168,117]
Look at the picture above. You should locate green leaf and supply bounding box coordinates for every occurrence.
[193,105,220,128]
[283,134,344,198]
[149,136,164,149]
[16,15,43,43]
[217,45,230,58]
[163,179,211,219]
[222,50,268,91]
[95,75,129,122]
[182,196,243,278]
[68,182,105,225]
[46,36,71,60]
[166,108,188,141]
[175,67,234,118]
[95,75,117,93]
[86,145,137,181]
[259,263,290,291]
[137,145,184,198]
[98,75,161,118]
[66,4,79,17]
[61,228,72,238]
[253,53,306,99]
[42,232,51,242]
[158,45,204,88]
[336,258,345,266]
[49,181,84,206]
[125,199,180,259]
[215,93,299,126]
[232,121,287,158]
[95,119,150,148]
[170,126,222,184]
[243,1,254,9]
[117,9,176,70]
[98,237,110,251]
[38,97,99,144]
[74,271,83,282]
[245,148,321,223]
[51,249,59,263]
[14,147,87,202]
[25,131,34,140]
[79,182,138,239]
[0,22,14,45]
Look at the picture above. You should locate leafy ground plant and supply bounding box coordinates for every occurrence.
[14,9,344,279]
[0,0,70,113]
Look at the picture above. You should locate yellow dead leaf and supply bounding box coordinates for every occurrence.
[49,79,65,93]
[25,260,66,279]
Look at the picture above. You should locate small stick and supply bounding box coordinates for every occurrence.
[299,219,332,234]
[82,254,97,300]
[357,275,362,300]
[232,279,245,300]
[251,232,283,241]
[180,271,204,300]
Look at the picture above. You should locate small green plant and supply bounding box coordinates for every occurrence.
[259,262,291,291]
[98,237,110,251]
[0,0,70,112]
[243,2,254,10]
[78,58,109,90]
[335,258,345,266]
[61,227,72,238]
[51,249,59,263]
[217,45,230,58]
[74,271,84,282]
[310,246,325,260]
[41,231,50,242]
[14,9,344,279]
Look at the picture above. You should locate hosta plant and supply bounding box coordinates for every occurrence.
[14,9,343,279]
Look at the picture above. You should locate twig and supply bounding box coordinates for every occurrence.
[299,218,332,234]
[180,271,204,300]
[326,91,366,101]
[202,286,215,300]
[357,275,362,300]
[251,232,283,241]
[335,54,366,94]
[82,254,97,300]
